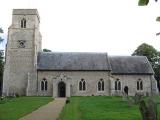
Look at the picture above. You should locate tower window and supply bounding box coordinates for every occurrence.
[98,79,104,91]
[21,18,26,28]
[18,40,26,48]
[79,79,86,91]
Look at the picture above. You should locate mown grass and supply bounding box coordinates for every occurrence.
[58,96,160,120]
[0,96,53,120]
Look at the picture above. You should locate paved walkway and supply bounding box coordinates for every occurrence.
[19,98,66,120]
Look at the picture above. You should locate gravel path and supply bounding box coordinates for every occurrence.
[19,98,66,120]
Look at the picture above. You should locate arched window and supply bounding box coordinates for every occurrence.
[98,79,104,91]
[118,81,121,90]
[79,80,82,91]
[79,79,86,91]
[115,79,121,90]
[140,81,143,90]
[45,81,48,90]
[41,78,48,91]
[137,79,143,90]
[21,18,26,28]
[41,80,44,91]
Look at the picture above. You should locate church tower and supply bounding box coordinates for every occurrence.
[3,9,42,96]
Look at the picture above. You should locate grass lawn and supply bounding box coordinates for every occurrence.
[0,96,53,120]
[58,96,160,120]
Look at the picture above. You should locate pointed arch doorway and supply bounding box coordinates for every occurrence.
[58,82,66,97]
[124,86,129,95]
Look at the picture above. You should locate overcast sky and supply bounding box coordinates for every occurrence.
[0,0,160,55]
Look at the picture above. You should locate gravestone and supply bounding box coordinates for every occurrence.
[139,98,157,120]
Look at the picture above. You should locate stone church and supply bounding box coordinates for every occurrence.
[2,9,158,97]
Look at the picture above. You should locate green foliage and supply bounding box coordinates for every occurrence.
[0,28,4,95]
[0,50,4,90]
[43,48,52,52]
[138,0,149,6]
[0,28,3,43]
[132,43,157,62]
[0,97,52,120]
[138,0,158,6]
[156,17,160,22]
[58,96,143,120]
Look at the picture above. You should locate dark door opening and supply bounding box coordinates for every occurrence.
[124,86,129,95]
[58,82,66,97]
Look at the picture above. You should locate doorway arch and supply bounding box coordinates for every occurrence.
[124,86,129,95]
[58,82,66,97]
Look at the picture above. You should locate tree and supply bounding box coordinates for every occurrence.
[0,28,3,43]
[132,43,160,91]
[0,28,4,95]
[138,0,160,22]
[138,0,158,6]
[132,43,157,62]
[0,51,4,95]
[43,49,52,52]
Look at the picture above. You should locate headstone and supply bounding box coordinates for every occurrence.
[139,99,157,120]
[134,93,142,104]
[122,92,128,101]
[148,99,157,120]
